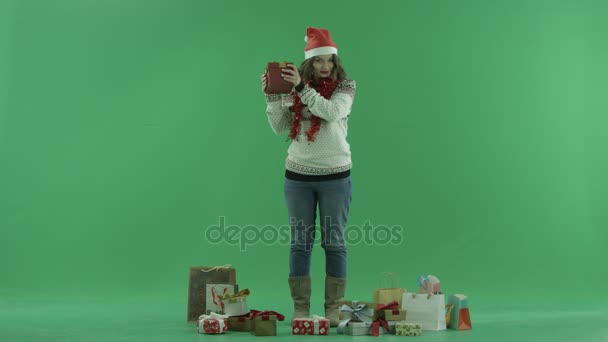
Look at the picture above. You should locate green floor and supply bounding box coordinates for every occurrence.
[1,297,606,342]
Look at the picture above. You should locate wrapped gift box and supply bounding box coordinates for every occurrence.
[197,313,228,334]
[292,315,330,335]
[341,320,396,336]
[337,300,375,335]
[396,322,422,336]
[221,289,250,317]
[250,311,285,336]
[417,275,441,294]
[338,300,375,321]
[265,62,295,94]
[371,319,395,336]
[343,321,371,336]
[227,312,252,332]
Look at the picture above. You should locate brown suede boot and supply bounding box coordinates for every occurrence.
[288,276,311,319]
[324,275,347,327]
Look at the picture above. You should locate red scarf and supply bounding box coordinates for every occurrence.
[289,78,339,142]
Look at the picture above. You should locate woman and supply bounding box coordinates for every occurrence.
[260,27,356,326]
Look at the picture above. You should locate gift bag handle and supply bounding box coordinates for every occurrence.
[377,272,400,288]
[201,264,232,272]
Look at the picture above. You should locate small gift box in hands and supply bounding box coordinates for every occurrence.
[265,61,295,94]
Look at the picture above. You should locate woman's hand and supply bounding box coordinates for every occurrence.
[261,71,268,93]
[281,64,301,87]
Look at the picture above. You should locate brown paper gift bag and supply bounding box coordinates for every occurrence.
[186,265,236,322]
[373,272,406,306]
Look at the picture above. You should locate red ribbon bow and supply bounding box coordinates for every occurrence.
[230,311,251,322]
[375,301,400,315]
[249,310,285,321]
[370,318,390,337]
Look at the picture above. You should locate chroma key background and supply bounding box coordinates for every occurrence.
[1,0,606,341]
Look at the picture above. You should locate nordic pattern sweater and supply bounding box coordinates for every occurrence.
[265,78,356,176]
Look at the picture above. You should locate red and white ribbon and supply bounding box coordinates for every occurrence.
[312,315,324,334]
[198,312,228,333]
[293,315,328,335]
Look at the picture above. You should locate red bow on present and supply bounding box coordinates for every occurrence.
[249,310,285,321]
[230,311,251,322]
[370,318,390,337]
[375,301,400,315]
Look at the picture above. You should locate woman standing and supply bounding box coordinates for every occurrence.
[261,27,356,326]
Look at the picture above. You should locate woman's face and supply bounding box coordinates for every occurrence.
[312,54,335,80]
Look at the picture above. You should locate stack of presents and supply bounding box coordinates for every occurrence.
[187,266,472,337]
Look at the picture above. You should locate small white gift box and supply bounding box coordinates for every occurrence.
[197,312,229,334]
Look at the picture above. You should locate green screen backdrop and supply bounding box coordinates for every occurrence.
[1,0,606,341]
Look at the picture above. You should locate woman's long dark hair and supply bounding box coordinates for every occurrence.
[297,54,347,84]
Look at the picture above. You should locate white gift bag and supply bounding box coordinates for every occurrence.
[206,284,237,314]
[402,293,446,331]
[222,296,249,316]
[220,289,250,317]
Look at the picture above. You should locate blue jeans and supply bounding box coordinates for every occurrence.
[285,176,352,278]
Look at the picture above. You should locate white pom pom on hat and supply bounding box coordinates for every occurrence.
[303,27,338,59]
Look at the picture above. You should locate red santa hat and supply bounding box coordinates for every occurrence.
[304,27,338,60]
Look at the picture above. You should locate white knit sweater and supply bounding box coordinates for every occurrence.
[265,79,356,175]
